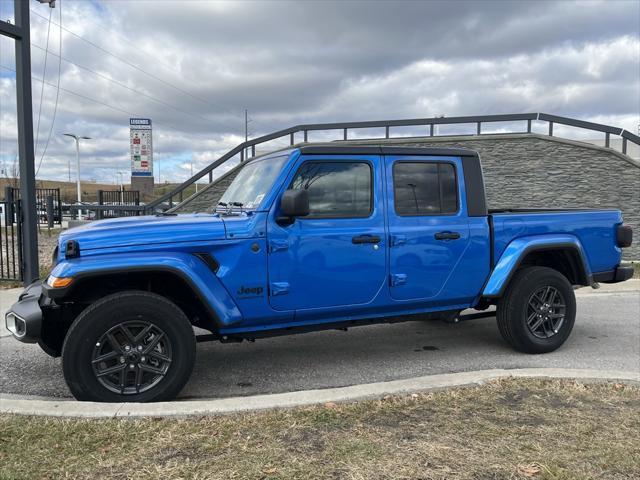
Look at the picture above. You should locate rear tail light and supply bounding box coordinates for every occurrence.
[617,224,633,248]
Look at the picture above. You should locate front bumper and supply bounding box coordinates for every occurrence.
[592,265,635,284]
[4,281,44,343]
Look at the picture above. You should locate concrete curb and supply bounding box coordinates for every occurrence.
[1,368,638,418]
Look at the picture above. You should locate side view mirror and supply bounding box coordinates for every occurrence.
[279,189,309,221]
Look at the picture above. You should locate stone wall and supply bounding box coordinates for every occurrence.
[372,134,640,259]
[175,133,640,258]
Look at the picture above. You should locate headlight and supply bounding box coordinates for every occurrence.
[46,276,73,288]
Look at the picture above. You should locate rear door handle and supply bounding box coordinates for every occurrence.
[434,231,461,240]
[352,235,381,244]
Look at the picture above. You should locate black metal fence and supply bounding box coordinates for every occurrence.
[96,189,141,219]
[9,186,62,226]
[0,196,22,281]
[68,204,147,219]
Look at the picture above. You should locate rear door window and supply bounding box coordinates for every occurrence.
[393,162,458,215]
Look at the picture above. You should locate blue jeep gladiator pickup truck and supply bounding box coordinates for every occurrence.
[6,145,634,402]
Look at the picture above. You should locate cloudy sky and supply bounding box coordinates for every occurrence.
[0,0,639,185]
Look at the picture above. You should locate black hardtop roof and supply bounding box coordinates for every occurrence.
[252,143,486,217]
[297,144,479,157]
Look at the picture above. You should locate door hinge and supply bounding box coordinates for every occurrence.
[390,273,407,286]
[269,240,289,253]
[390,234,407,247]
[270,282,290,296]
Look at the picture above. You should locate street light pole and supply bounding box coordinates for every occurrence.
[63,133,90,219]
[191,159,198,193]
[117,171,125,204]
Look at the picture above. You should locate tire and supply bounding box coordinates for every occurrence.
[62,291,196,402]
[496,266,576,354]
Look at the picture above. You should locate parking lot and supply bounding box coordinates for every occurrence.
[1,285,638,401]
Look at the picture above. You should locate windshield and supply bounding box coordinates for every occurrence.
[218,154,288,210]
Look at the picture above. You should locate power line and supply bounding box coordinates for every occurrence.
[35,0,63,177]
[30,8,227,113]
[78,13,179,74]
[33,6,53,158]
[0,64,190,134]
[29,43,212,125]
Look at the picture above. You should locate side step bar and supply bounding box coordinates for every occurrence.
[195,309,498,343]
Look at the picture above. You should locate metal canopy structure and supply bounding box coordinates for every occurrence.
[0,0,39,284]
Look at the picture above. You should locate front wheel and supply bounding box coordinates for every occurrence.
[62,291,196,402]
[496,266,576,353]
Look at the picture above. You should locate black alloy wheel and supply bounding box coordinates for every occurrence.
[92,321,173,395]
[525,286,567,339]
[62,291,196,402]
[497,266,576,354]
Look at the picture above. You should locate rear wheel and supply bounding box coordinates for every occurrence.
[62,291,196,402]
[496,266,576,353]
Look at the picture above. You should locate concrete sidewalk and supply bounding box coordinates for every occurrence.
[1,280,638,339]
[0,288,22,338]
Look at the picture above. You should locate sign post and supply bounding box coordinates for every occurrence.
[129,118,154,196]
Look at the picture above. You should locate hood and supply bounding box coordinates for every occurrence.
[60,214,227,251]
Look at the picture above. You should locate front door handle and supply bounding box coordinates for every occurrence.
[352,235,381,244]
[434,231,461,241]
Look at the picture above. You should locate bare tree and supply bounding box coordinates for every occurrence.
[291,163,335,190]
[9,154,19,188]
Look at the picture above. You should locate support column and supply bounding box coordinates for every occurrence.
[14,0,39,284]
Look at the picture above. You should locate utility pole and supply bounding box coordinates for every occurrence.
[433,114,445,136]
[245,109,249,143]
[244,108,253,160]
[63,133,91,219]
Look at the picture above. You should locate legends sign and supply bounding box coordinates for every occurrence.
[130,118,153,177]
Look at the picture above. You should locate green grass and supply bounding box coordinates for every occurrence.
[629,262,640,279]
[1,378,638,479]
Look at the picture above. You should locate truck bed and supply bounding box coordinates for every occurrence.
[490,209,623,274]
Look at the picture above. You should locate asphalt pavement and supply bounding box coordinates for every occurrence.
[1,285,638,400]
